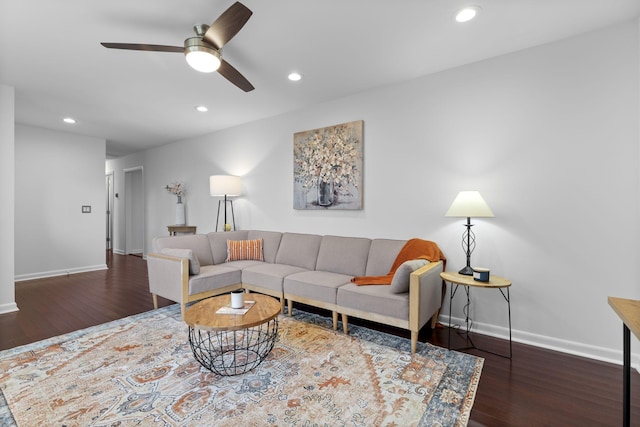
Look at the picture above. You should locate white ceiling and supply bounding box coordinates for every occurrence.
[1,1,639,158]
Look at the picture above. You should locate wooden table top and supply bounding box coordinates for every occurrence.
[608,296,640,341]
[167,225,197,234]
[441,271,512,288]
[184,293,281,332]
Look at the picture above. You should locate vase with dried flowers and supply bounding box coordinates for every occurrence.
[165,182,185,225]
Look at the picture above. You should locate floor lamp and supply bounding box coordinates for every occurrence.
[210,175,242,232]
[445,191,494,275]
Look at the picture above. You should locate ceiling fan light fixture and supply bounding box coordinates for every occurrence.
[184,37,221,73]
[455,6,481,23]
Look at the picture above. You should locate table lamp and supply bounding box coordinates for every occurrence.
[210,175,242,231]
[445,191,494,275]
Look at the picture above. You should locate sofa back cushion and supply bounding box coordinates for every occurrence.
[315,235,371,276]
[275,232,322,270]
[207,231,249,264]
[247,230,283,263]
[364,239,406,276]
[153,234,214,266]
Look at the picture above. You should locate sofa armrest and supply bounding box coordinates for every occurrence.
[147,252,189,312]
[409,261,444,335]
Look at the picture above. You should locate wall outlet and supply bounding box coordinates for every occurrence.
[82,205,91,213]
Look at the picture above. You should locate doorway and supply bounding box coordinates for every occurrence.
[124,167,144,256]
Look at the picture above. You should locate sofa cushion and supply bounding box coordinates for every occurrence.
[154,234,214,266]
[365,239,406,276]
[224,260,265,270]
[315,235,371,276]
[226,239,264,262]
[284,271,352,305]
[275,233,322,270]
[242,263,309,293]
[207,231,250,264]
[337,283,409,321]
[159,248,201,275]
[188,265,242,295]
[247,230,282,263]
[390,259,430,294]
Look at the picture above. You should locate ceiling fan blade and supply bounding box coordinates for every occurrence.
[218,59,254,92]
[203,2,252,49]
[101,42,183,53]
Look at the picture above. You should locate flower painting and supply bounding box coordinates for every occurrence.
[293,120,363,209]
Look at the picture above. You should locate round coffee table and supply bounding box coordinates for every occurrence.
[184,293,281,375]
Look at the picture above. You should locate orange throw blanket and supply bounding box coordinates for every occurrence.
[351,238,446,286]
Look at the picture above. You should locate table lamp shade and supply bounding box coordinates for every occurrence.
[445,191,494,218]
[210,175,242,197]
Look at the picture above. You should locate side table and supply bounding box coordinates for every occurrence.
[184,293,281,376]
[440,271,512,359]
[608,296,640,427]
[167,225,197,236]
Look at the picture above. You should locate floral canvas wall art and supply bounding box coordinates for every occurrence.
[293,120,363,209]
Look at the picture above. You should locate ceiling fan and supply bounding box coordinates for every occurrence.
[101,1,254,92]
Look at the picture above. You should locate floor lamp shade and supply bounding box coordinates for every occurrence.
[445,191,494,275]
[209,175,242,197]
[210,175,242,232]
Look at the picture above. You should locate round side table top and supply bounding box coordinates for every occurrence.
[184,293,281,332]
[440,271,512,288]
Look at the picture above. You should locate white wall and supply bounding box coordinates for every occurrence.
[108,21,640,365]
[15,124,107,280]
[0,85,17,314]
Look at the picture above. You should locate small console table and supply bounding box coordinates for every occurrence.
[441,271,512,359]
[167,225,197,236]
[608,296,640,427]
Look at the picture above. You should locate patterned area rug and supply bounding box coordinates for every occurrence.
[0,305,482,426]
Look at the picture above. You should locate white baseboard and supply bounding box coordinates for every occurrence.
[14,264,108,282]
[443,314,640,374]
[113,249,125,255]
[0,302,19,314]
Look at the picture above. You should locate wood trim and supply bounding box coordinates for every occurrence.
[409,261,443,331]
[338,306,408,330]
[285,293,339,330]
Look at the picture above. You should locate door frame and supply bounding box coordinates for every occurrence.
[105,171,114,250]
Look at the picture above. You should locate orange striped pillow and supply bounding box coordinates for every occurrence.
[226,239,264,262]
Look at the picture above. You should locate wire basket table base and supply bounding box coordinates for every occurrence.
[188,317,279,376]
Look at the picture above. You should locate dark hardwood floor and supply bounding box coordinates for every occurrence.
[1,251,638,426]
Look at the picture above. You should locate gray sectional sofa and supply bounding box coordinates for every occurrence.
[147,230,444,353]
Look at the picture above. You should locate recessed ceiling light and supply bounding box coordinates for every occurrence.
[63,117,76,124]
[288,72,302,82]
[455,6,481,23]
[195,105,208,112]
